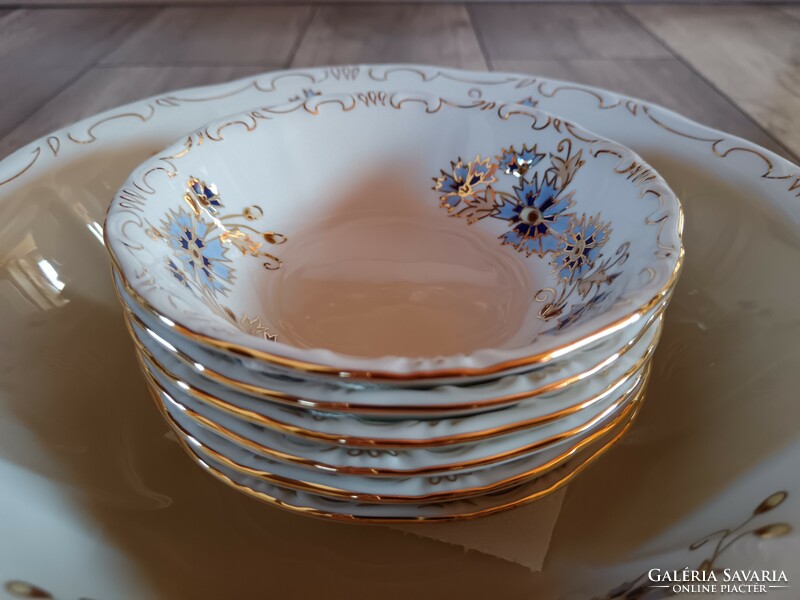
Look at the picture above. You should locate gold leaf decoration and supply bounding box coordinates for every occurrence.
[754,491,788,514]
[754,523,792,539]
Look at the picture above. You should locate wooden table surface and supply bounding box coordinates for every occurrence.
[0,3,798,162]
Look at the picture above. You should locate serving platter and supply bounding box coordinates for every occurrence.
[0,64,798,598]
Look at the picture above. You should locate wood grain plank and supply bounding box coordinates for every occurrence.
[470,4,670,63]
[627,5,800,158]
[103,6,314,66]
[0,66,265,159]
[491,57,792,159]
[291,4,487,70]
[778,6,800,22]
[0,7,157,139]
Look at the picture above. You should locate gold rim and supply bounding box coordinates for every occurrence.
[108,240,682,382]
[149,373,641,475]
[123,294,666,415]
[171,397,642,524]
[155,383,643,504]
[136,333,655,448]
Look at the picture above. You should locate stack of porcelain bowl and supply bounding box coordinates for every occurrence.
[105,91,682,523]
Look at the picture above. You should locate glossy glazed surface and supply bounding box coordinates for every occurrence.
[118,265,666,416]
[106,91,681,381]
[1,65,798,598]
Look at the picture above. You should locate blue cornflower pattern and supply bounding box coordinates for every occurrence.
[495,173,574,256]
[497,144,545,177]
[432,138,625,331]
[167,258,192,290]
[554,290,612,331]
[163,208,233,295]
[552,214,610,281]
[149,177,283,341]
[434,157,496,210]
[185,177,223,215]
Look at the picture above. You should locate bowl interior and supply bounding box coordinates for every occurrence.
[107,92,680,366]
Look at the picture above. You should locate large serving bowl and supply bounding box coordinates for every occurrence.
[105,91,683,385]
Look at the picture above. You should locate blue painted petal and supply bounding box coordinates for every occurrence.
[211,261,232,282]
[539,233,561,254]
[439,174,458,193]
[514,223,534,238]
[514,178,539,206]
[541,197,569,217]
[473,163,489,176]
[536,183,560,212]
[545,214,571,236]
[176,213,193,230]
[495,201,521,221]
[520,149,544,166]
[202,238,227,261]
[442,193,461,208]
[167,221,184,240]
[176,254,193,272]
[454,165,469,180]
[521,237,542,256]
[195,219,209,239]
[500,230,523,246]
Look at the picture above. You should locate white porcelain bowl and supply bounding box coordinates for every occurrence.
[105,91,682,383]
[156,376,645,503]
[173,399,639,523]
[117,269,665,416]
[133,310,656,456]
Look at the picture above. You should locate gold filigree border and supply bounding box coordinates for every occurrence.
[106,90,682,382]
[2,65,798,199]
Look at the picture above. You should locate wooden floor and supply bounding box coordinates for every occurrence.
[1,3,798,161]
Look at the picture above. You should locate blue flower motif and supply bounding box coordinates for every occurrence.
[185,177,223,215]
[495,173,573,256]
[516,96,538,108]
[434,157,497,209]
[163,208,233,294]
[554,290,612,331]
[167,259,191,290]
[289,88,322,102]
[552,214,610,281]
[497,144,545,177]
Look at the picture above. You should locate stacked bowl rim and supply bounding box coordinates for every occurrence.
[104,91,684,384]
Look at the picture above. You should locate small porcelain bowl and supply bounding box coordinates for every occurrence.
[167,401,640,523]
[134,312,655,448]
[105,91,682,383]
[117,268,666,416]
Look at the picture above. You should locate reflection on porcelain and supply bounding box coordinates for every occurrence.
[150,373,645,503]
[105,91,682,382]
[133,307,657,448]
[1,64,799,597]
[178,397,640,523]
[138,320,654,474]
[117,266,667,416]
